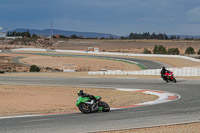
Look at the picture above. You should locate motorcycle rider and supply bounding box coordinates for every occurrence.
[77,90,99,109]
[161,66,167,78]
[161,66,170,81]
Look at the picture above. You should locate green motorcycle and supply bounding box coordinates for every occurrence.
[76,96,110,114]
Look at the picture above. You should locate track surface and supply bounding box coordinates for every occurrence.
[0,76,200,133]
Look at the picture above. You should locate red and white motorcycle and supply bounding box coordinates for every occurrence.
[161,70,176,83]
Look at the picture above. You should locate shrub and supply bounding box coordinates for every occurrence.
[30,65,40,72]
[185,47,195,54]
[198,49,200,55]
[153,45,166,54]
[143,48,151,54]
[167,48,180,55]
[12,69,17,72]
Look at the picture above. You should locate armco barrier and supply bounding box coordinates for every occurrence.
[88,67,200,76]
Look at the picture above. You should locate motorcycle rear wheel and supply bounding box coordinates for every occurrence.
[78,103,91,114]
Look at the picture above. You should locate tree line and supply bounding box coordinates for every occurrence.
[6,30,199,40]
[7,30,31,37]
[126,32,180,40]
[143,45,200,55]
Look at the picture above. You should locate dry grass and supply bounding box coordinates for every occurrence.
[132,56,200,68]
[0,85,157,117]
[50,39,200,54]
[20,55,141,71]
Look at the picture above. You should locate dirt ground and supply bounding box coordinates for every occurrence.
[25,53,200,68]
[20,54,141,71]
[50,39,200,55]
[1,39,200,55]
[0,85,157,117]
[0,55,29,72]
[0,53,141,72]
[131,56,200,68]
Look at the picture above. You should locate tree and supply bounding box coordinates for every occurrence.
[153,45,166,54]
[151,32,156,39]
[170,35,177,40]
[121,36,127,39]
[143,48,151,54]
[32,34,38,38]
[8,30,31,38]
[153,45,158,54]
[128,32,169,40]
[21,30,31,38]
[185,47,195,54]
[30,65,40,72]
[167,48,179,55]
[129,33,134,39]
[70,35,78,39]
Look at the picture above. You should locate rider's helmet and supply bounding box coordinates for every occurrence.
[162,66,166,70]
[78,90,84,96]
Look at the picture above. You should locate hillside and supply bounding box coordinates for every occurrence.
[13,28,119,39]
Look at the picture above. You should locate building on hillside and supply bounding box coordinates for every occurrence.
[6,36,22,40]
[0,32,6,38]
[55,34,60,38]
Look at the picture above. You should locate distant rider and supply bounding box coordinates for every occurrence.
[161,66,167,78]
[161,66,169,81]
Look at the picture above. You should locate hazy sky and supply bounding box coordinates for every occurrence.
[1,0,200,36]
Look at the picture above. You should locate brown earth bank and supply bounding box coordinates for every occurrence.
[0,53,141,72]
[0,54,29,72]
[0,85,158,117]
[19,55,141,71]
[1,39,200,55]
[17,51,200,68]
[49,39,200,55]
[131,56,200,68]
[96,122,200,133]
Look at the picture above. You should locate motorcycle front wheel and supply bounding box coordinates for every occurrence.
[100,101,110,112]
[78,103,91,114]
[172,77,177,83]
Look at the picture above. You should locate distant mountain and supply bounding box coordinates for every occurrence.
[13,28,119,39]
[168,35,200,39]
[176,35,200,39]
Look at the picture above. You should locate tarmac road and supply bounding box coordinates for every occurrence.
[0,76,200,133]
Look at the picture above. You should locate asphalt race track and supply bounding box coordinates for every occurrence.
[11,52,172,69]
[0,76,200,133]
